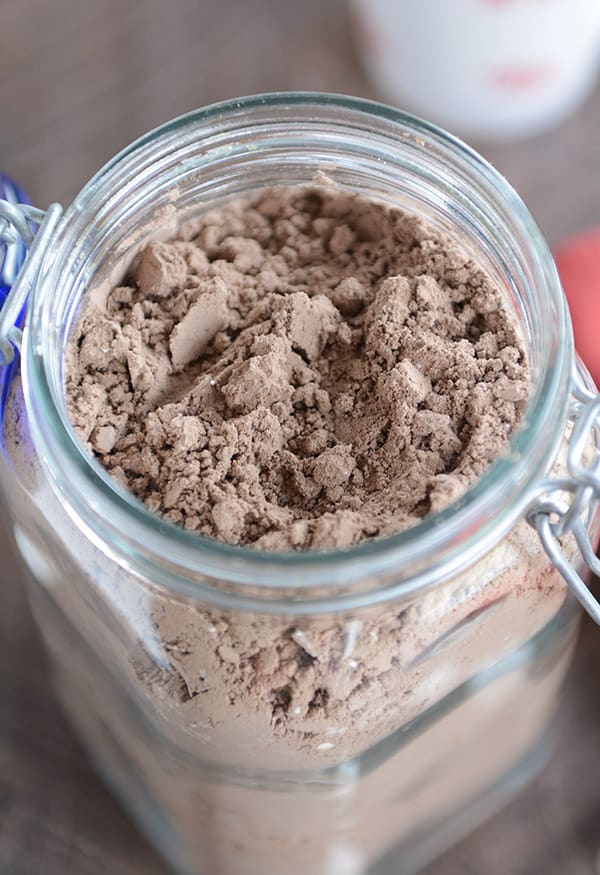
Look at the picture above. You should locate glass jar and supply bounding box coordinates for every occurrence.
[1,94,599,875]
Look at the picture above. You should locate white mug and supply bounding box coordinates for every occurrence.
[352,0,600,141]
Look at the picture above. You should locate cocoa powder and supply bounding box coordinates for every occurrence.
[66,184,528,550]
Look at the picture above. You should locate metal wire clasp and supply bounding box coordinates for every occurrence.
[0,198,63,365]
[528,366,600,624]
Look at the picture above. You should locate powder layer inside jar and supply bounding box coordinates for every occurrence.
[66,184,528,550]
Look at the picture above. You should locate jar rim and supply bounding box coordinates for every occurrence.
[23,91,573,604]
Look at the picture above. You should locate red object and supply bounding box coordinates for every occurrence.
[489,64,554,92]
[553,229,600,389]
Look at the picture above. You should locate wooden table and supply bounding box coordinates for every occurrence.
[1,2,599,873]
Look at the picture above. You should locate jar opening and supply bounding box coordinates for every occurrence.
[22,93,573,606]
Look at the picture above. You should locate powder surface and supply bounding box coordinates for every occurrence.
[66,184,528,550]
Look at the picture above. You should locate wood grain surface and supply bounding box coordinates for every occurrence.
[1,2,599,873]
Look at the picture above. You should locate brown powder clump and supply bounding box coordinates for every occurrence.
[66,185,528,550]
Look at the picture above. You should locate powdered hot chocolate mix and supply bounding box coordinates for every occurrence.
[67,183,528,550]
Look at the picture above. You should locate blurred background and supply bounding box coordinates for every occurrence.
[3,0,600,244]
[1,1,600,874]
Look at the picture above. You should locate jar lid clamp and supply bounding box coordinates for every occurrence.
[0,193,62,365]
[1,192,599,625]
[528,368,600,624]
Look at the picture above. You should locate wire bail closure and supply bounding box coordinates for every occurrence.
[528,365,600,624]
[0,198,63,366]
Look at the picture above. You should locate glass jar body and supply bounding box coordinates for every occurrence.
[0,394,582,875]
[0,96,593,875]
